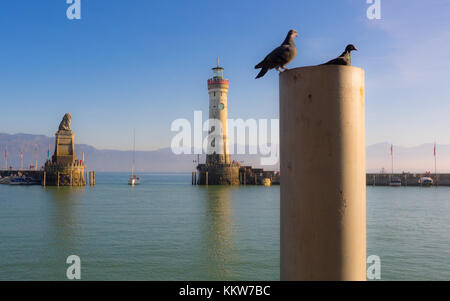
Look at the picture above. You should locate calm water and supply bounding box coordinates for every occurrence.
[0,173,449,280]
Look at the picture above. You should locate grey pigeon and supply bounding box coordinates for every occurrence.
[323,44,357,66]
[255,29,298,79]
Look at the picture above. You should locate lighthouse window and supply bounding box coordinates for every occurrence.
[219,103,225,110]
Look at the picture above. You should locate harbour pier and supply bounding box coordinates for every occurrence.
[0,170,42,180]
[0,113,95,187]
[195,164,280,186]
[367,173,450,186]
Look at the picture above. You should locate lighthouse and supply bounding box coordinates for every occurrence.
[206,57,231,165]
[195,60,279,186]
[196,59,240,185]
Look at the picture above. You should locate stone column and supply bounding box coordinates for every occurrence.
[280,66,366,281]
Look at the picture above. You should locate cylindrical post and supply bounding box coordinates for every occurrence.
[206,171,209,186]
[57,172,60,187]
[70,171,73,186]
[192,172,194,185]
[43,171,46,187]
[86,170,89,186]
[280,66,366,281]
[194,172,197,185]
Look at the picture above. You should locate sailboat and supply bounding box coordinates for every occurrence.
[128,130,141,186]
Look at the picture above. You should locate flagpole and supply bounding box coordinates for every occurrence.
[35,145,38,171]
[434,142,437,185]
[391,144,394,175]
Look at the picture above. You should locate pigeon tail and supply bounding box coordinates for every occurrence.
[255,60,265,69]
[255,68,269,79]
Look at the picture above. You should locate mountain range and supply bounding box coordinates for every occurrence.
[0,133,448,173]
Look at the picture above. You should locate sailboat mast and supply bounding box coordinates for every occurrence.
[132,129,135,177]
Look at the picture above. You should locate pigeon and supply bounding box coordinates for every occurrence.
[255,29,298,79]
[322,44,357,66]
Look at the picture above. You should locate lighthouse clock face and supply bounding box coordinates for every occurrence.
[219,103,224,110]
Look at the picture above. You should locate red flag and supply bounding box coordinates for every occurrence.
[390,144,393,156]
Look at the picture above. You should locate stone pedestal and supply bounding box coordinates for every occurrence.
[43,161,86,186]
[52,130,77,165]
[197,164,240,185]
[43,121,86,186]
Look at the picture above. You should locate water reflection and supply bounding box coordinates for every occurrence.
[45,187,85,256]
[202,186,237,280]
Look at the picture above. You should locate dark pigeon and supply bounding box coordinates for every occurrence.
[255,30,298,79]
[323,44,358,66]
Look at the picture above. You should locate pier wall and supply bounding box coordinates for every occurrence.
[0,170,42,179]
[196,164,280,186]
[366,173,450,186]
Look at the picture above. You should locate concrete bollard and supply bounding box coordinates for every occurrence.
[280,65,366,281]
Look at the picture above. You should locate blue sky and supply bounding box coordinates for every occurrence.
[0,0,449,150]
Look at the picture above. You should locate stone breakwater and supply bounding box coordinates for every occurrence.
[0,170,42,180]
[366,173,450,186]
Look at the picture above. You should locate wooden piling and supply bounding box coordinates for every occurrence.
[43,172,46,187]
[57,172,60,187]
[206,171,209,186]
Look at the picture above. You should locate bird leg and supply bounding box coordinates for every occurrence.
[276,66,281,73]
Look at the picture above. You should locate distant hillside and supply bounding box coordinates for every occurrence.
[0,134,448,172]
[0,133,278,172]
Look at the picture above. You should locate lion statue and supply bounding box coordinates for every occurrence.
[58,113,72,131]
